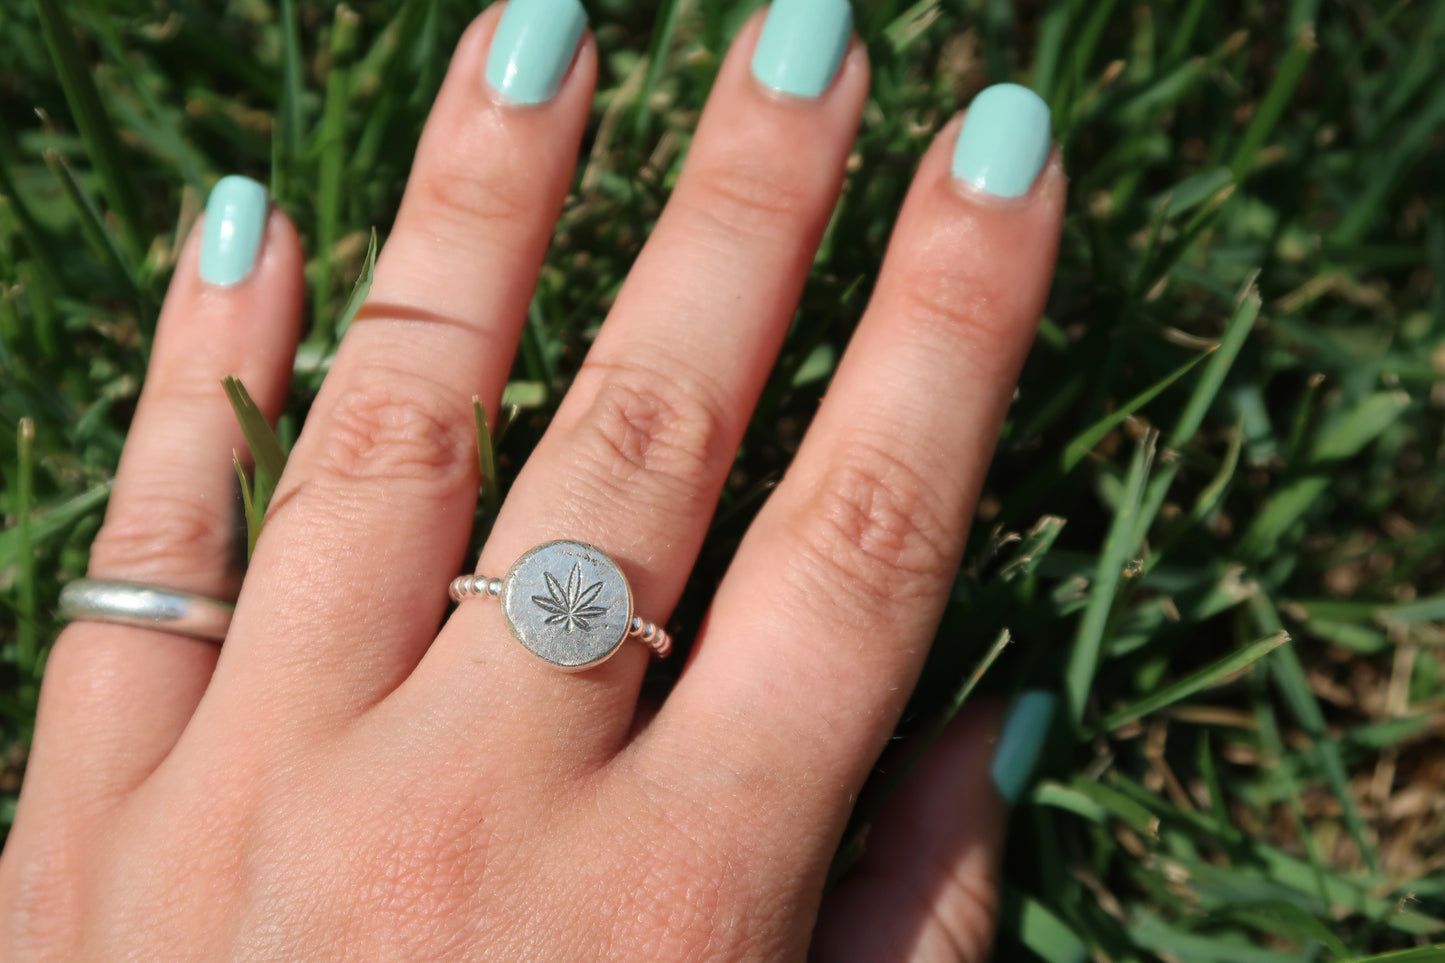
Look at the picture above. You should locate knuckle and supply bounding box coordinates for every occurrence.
[89,490,235,583]
[683,156,814,242]
[309,366,475,493]
[894,259,1013,349]
[410,151,536,231]
[786,439,957,617]
[146,362,234,409]
[567,361,731,507]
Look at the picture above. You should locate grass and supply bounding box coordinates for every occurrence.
[2,0,1443,959]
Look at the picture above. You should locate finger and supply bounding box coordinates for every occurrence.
[17,181,303,823]
[216,2,595,719]
[409,3,867,764]
[812,703,1006,963]
[656,86,1065,813]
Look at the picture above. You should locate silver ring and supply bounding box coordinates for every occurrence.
[58,579,233,643]
[450,540,672,671]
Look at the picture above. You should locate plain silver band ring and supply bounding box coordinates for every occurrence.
[58,579,233,643]
[449,574,673,659]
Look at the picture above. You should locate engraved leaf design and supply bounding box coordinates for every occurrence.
[530,562,609,632]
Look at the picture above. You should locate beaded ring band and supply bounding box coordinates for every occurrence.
[450,540,671,671]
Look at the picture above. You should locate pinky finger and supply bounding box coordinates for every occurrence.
[19,177,303,814]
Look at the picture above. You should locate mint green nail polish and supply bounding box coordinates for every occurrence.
[990,690,1057,805]
[485,0,587,106]
[751,0,853,98]
[951,83,1053,198]
[200,175,268,286]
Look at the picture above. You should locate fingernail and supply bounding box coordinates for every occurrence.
[751,0,853,99]
[990,690,1057,805]
[951,83,1053,198]
[199,175,268,286]
[485,0,587,106]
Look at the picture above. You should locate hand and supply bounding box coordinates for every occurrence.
[0,2,1063,959]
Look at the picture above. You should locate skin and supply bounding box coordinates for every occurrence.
[0,8,1064,961]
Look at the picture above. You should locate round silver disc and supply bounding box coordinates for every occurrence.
[501,541,633,670]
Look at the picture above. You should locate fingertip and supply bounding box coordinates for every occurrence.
[476,0,595,109]
[989,689,1058,807]
[725,4,869,114]
[910,109,1066,221]
[813,702,1009,962]
[950,83,1054,199]
[154,189,305,398]
[745,0,867,102]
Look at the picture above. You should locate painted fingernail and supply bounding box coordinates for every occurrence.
[951,83,1053,198]
[485,0,587,106]
[751,0,853,99]
[199,175,268,286]
[990,690,1057,805]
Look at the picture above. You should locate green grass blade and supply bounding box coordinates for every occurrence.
[1332,65,1445,246]
[1229,24,1315,180]
[1139,181,1236,292]
[1064,775,1157,835]
[1163,0,1212,64]
[1309,390,1412,463]
[1064,429,1155,727]
[997,516,1067,583]
[473,397,499,521]
[630,0,684,141]
[1097,630,1288,732]
[1031,0,1082,101]
[1238,391,1410,559]
[42,149,145,311]
[1345,946,1445,963]
[1225,902,1346,954]
[274,0,308,203]
[221,376,287,521]
[312,5,360,338]
[1067,353,1206,473]
[86,14,208,192]
[1130,283,1259,555]
[1005,890,1090,963]
[32,0,147,261]
[1234,475,1325,561]
[1032,780,1109,823]
[233,451,260,560]
[1252,595,1380,873]
[1167,276,1257,441]
[1378,592,1445,626]
[1282,372,1324,468]
[1130,911,1303,963]
[0,140,65,292]
[332,227,378,340]
[1157,167,1236,221]
[1060,0,1121,138]
[1001,350,1205,518]
[15,418,37,676]
[1184,421,1243,526]
[0,481,112,567]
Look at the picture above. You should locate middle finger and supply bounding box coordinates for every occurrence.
[405,3,866,766]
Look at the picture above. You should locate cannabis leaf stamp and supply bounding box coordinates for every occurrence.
[531,563,609,633]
